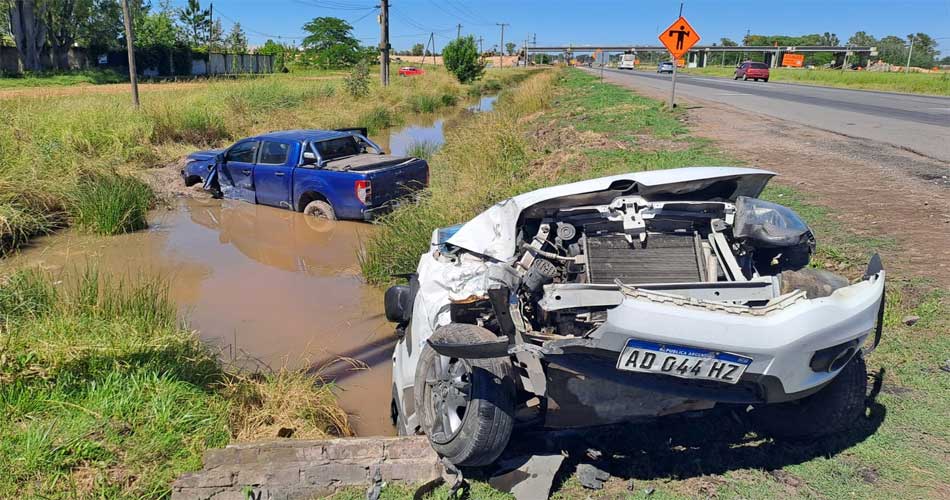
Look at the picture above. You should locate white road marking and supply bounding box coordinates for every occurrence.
[718,93,751,96]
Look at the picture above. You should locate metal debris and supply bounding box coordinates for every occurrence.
[576,463,610,490]
[489,454,566,500]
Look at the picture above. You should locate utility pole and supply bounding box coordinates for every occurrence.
[379,0,390,86]
[422,32,434,65]
[905,34,914,73]
[120,0,139,108]
[208,2,213,51]
[477,36,483,55]
[496,23,509,68]
[456,23,462,39]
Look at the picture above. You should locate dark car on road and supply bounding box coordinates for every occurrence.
[735,61,770,82]
[657,61,675,73]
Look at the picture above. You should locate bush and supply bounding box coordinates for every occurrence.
[343,60,370,98]
[407,93,440,113]
[407,139,440,160]
[358,105,397,133]
[443,35,485,83]
[68,174,154,235]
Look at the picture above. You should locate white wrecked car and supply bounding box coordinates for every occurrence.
[385,167,884,467]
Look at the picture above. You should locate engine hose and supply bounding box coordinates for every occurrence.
[521,243,578,262]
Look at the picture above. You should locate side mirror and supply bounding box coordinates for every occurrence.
[302,151,318,165]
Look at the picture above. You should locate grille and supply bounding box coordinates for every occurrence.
[585,233,702,284]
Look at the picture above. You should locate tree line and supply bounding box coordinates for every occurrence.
[716,31,944,67]
[0,1,383,74]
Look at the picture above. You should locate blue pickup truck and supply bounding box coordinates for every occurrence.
[181,129,429,220]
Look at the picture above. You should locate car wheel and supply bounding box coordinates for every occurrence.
[303,200,336,220]
[734,74,739,80]
[414,323,515,467]
[750,353,867,440]
[764,78,769,83]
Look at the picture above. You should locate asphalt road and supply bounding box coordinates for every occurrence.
[596,68,950,162]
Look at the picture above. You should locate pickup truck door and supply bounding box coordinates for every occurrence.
[253,140,295,209]
[221,140,258,203]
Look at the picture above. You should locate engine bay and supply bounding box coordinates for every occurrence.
[506,195,817,337]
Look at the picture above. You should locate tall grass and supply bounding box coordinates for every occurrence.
[68,175,154,235]
[0,268,350,497]
[361,71,556,283]
[406,139,441,160]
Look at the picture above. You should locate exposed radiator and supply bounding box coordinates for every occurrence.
[585,233,704,285]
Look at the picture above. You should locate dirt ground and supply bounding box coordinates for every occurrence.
[604,77,950,289]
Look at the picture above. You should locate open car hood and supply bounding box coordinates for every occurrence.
[445,167,776,261]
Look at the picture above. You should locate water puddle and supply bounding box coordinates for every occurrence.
[0,95,498,437]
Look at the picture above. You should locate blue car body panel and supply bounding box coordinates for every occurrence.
[181,130,429,221]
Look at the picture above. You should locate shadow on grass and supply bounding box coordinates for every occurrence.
[483,368,887,489]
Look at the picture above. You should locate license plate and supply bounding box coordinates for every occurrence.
[616,339,752,384]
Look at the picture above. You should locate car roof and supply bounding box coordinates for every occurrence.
[247,129,353,142]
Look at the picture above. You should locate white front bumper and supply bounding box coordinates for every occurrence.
[591,271,885,395]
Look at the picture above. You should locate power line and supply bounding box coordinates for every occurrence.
[292,0,376,11]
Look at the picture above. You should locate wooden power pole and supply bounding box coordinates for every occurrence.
[120,0,139,107]
[379,0,390,86]
[456,23,462,39]
[496,23,509,68]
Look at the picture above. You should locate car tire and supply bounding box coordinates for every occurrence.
[414,323,515,467]
[750,353,867,440]
[734,74,739,80]
[303,200,336,220]
[764,78,769,83]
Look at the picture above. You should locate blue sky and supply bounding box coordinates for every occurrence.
[196,0,949,54]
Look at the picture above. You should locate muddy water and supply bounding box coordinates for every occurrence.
[1,96,497,437]
[1,199,396,435]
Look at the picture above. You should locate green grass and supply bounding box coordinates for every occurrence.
[0,69,127,89]
[363,68,949,499]
[68,175,154,235]
[0,268,350,498]
[406,139,441,160]
[678,66,950,95]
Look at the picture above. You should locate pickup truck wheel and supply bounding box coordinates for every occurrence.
[303,200,336,220]
[414,324,515,467]
[750,353,867,440]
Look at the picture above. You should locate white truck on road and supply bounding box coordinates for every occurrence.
[618,52,637,69]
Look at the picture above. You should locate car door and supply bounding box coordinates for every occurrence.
[221,140,258,203]
[254,140,295,209]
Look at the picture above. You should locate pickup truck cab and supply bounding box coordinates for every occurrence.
[182,129,429,221]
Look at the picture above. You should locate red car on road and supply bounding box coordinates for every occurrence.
[398,66,424,77]
[734,61,770,82]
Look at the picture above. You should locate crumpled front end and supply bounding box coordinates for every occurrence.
[391,167,886,430]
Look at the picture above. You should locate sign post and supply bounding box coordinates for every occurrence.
[658,16,700,109]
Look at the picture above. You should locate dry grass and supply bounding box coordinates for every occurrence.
[225,368,353,441]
